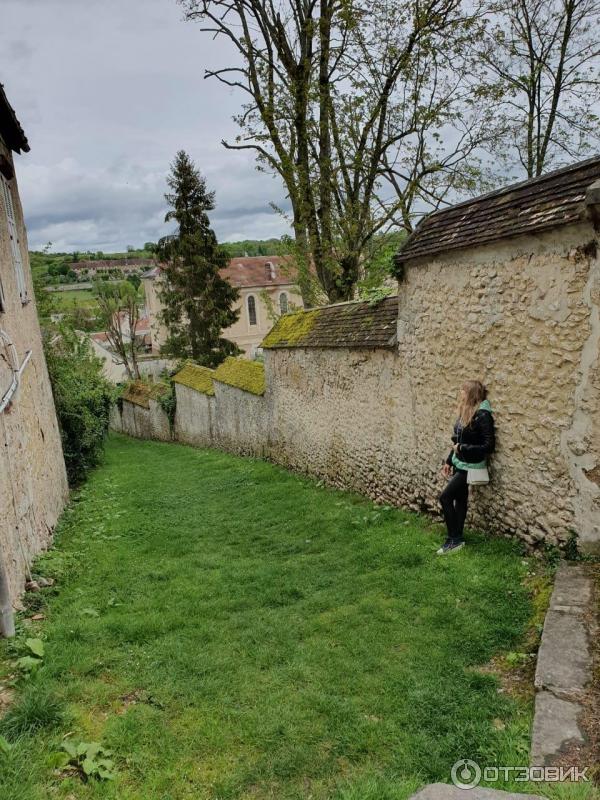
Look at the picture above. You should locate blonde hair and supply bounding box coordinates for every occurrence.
[457,380,487,428]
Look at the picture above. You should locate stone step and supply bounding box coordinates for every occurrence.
[409,784,542,799]
[531,562,594,766]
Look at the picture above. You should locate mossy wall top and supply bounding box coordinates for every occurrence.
[173,363,215,396]
[262,297,398,349]
[121,381,168,409]
[213,357,266,396]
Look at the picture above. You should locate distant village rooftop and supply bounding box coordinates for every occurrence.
[142,255,297,288]
[0,83,29,154]
[73,258,156,274]
[396,156,600,265]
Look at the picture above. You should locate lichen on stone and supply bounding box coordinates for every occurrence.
[213,357,266,396]
[262,309,319,348]
[173,363,215,396]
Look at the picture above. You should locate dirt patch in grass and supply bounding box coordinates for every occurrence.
[116,689,164,715]
[0,687,14,717]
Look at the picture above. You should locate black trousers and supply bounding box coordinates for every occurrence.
[439,469,469,541]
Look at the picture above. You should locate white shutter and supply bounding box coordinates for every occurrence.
[1,174,28,303]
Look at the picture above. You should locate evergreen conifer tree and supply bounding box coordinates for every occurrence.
[157,151,240,366]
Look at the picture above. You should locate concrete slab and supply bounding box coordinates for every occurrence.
[549,563,593,612]
[534,610,591,695]
[410,784,542,799]
[530,690,585,767]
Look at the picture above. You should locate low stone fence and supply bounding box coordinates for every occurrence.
[173,359,268,456]
[110,381,172,442]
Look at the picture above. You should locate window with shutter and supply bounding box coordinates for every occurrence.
[1,174,28,303]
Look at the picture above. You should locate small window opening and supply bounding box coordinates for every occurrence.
[247,295,257,326]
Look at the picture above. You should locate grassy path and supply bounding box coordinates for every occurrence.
[0,434,557,798]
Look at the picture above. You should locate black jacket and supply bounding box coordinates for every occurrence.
[445,409,495,467]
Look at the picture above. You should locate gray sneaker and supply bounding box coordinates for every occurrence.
[436,539,465,555]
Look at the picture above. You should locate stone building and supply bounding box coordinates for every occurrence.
[0,85,68,633]
[142,255,303,358]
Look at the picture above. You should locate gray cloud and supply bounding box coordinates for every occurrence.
[1,0,290,252]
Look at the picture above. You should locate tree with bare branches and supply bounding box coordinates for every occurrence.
[94,280,142,380]
[180,0,492,302]
[484,0,600,177]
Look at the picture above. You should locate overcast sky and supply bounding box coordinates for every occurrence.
[1,0,290,252]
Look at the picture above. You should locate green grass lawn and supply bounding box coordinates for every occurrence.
[45,284,145,313]
[49,289,99,311]
[0,435,589,799]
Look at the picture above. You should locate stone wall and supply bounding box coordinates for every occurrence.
[110,398,172,442]
[396,224,600,552]
[0,134,68,607]
[112,221,600,554]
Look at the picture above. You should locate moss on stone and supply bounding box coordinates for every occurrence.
[261,309,319,348]
[213,357,265,396]
[121,380,168,409]
[173,363,215,396]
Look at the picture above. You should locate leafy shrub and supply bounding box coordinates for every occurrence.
[50,740,116,781]
[15,638,45,675]
[157,380,176,426]
[44,326,114,485]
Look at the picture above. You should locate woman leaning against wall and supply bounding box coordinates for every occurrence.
[438,381,496,555]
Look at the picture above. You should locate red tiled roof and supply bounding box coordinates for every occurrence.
[221,256,297,288]
[142,256,298,288]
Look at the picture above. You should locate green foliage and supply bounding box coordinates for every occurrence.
[156,380,177,426]
[44,326,114,485]
[221,238,293,257]
[52,740,116,781]
[358,231,406,297]
[360,285,394,305]
[157,151,241,367]
[25,639,44,658]
[15,638,45,674]
[126,272,141,290]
